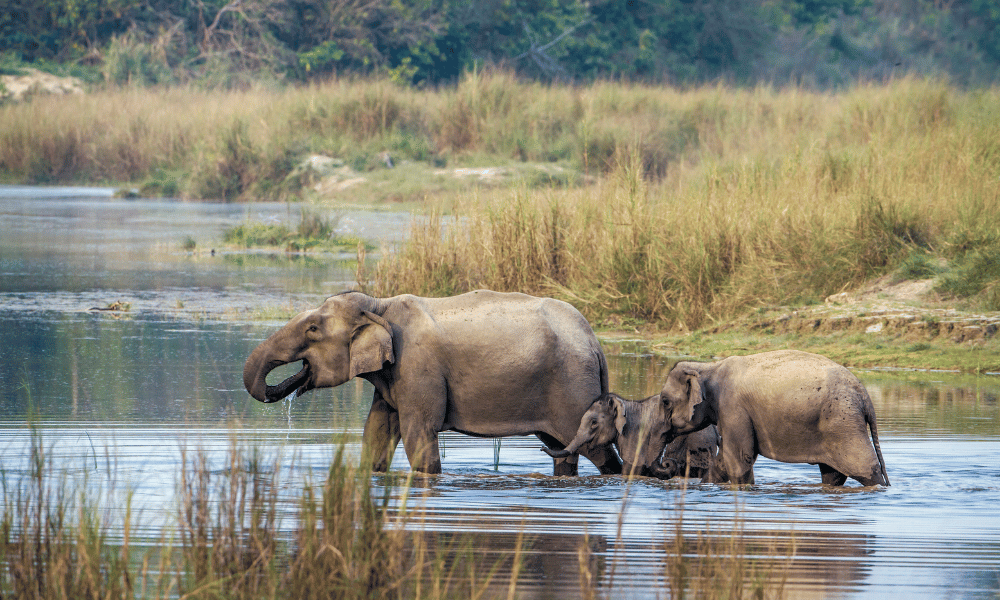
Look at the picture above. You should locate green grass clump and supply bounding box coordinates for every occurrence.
[223,210,371,252]
[936,247,1000,310]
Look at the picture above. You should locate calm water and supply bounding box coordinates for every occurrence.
[1,188,998,599]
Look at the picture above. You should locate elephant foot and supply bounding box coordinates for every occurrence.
[413,458,443,475]
[583,445,623,475]
[552,455,579,476]
[819,463,849,486]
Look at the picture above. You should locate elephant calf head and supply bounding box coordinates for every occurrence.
[542,394,625,459]
[659,364,708,436]
[543,392,689,478]
[243,295,394,404]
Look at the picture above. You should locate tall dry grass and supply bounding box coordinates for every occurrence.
[363,78,1000,329]
[1,430,790,599]
[0,431,525,600]
[7,72,992,200]
[3,73,998,320]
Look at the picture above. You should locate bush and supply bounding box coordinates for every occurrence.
[936,246,1000,306]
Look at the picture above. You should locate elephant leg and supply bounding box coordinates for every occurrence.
[580,444,623,475]
[398,415,442,474]
[714,436,756,485]
[819,463,848,486]
[553,454,579,476]
[535,432,587,476]
[362,392,400,472]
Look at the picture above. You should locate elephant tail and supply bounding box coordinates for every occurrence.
[866,405,890,487]
[597,349,609,396]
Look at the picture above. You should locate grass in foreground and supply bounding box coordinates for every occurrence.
[1,431,790,599]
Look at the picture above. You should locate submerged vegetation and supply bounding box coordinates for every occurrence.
[0,431,790,599]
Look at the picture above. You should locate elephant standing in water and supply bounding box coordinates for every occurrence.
[660,424,720,480]
[243,290,622,476]
[542,392,719,480]
[660,350,890,486]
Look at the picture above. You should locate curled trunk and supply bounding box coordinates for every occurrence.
[243,344,309,404]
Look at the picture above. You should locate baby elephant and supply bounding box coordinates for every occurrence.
[542,392,719,480]
[660,425,721,479]
[660,349,890,486]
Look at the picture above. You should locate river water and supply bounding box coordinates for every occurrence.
[1,187,998,599]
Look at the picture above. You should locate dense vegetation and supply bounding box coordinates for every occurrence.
[356,76,1000,330]
[2,73,999,332]
[2,0,1000,87]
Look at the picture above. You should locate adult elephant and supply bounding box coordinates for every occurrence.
[243,290,623,476]
[660,350,889,487]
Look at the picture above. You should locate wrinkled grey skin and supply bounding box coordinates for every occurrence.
[543,392,718,480]
[659,425,720,480]
[660,349,890,486]
[243,290,622,476]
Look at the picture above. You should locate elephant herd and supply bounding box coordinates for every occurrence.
[244,290,889,487]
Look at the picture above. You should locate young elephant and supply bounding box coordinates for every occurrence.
[660,425,721,479]
[542,392,719,480]
[660,349,890,486]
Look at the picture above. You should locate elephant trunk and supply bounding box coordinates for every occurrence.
[243,339,309,404]
[541,435,588,459]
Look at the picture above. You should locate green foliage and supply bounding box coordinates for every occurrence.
[895,250,941,281]
[782,0,869,27]
[936,246,1000,308]
[296,41,344,77]
[966,0,1000,63]
[102,35,173,86]
[2,0,997,86]
[222,210,372,252]
[139,169,183,198]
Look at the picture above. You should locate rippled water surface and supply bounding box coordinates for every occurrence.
[1,189,998,598]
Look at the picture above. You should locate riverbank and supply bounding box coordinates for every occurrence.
[6,77,999,374]
[603,276,1000,374]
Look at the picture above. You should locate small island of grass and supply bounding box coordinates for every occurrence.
[222,210,374,253]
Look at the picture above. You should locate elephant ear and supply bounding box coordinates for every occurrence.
[680,368,703,423]
[612,395,627,436]
[349,311,394,378]
[663,365,704,424]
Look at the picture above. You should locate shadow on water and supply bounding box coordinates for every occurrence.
[1,190,999,598]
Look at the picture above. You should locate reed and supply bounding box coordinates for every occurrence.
[660,486,789,600]
[0,432,514,600]
[0,429,133,600]
[5,74,996,321]
[1,430,791,599]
